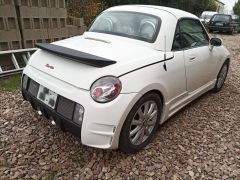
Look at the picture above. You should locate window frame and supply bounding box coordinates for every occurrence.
[171,24,182,51]
[172,18,210,51]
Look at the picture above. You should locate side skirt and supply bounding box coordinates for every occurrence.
[161,79,216,124]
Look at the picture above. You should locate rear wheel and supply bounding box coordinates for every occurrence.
[119,93,162,153]
[213,61,229,93]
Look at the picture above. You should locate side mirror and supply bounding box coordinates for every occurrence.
[210,38,222,47]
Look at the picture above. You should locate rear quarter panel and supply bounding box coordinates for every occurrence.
[119,51,187,122]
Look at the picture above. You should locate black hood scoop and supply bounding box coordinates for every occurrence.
[36,43,116,68]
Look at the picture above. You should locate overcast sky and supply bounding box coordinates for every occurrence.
[220,0,238,13]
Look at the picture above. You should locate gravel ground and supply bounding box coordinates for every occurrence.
[0,34,240,180]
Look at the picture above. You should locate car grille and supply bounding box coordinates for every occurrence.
[26,78,77,121]
[28,79,40,97]
[57,96,75,120]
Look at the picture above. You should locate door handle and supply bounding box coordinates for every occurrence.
[189,57,197,62]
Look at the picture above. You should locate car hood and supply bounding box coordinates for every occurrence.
[28,33,173,90]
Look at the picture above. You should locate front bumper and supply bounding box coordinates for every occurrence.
[208,26,233,32]
[22,66,141,149]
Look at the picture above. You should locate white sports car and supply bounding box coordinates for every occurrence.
[22,5,230,153]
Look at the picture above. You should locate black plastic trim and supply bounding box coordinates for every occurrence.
[118,56,174,78]
[22,89,82,138]
[36,43,117,68]
[209,26,233,30]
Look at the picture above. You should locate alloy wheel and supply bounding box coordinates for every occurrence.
[129,101,158,145]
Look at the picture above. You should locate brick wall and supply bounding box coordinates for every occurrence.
[0,0,86,50]
[0,0,22,50]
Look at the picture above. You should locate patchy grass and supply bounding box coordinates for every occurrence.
[0,74,21,91]
[232,48,240,53]
[44,172,58,180]
[70,154,85,167]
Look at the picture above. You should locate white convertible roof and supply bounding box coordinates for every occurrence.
[106,5,198,20]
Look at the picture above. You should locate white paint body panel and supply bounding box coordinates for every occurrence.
[23,5,230,149]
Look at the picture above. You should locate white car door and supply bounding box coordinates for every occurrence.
[178,19,216,93]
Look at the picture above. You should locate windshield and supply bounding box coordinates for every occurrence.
[88,11,161,43]
[201,15,214,20]
[212,15,231,22]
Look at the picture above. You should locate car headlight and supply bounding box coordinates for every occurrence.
[90,76,122,103]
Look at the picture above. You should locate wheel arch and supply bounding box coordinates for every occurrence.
[135,83,167,105]
[143,89,164,106]
[218,57,230,74]
[212,57,230,93]
[111,86,167,149]
[225,58,230,64]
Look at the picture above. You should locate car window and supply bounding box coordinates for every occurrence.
[89,11,161,43]
[179,19,209,49]
[172,25,182,51]
[212,15,231,22]
[232,15,240,23]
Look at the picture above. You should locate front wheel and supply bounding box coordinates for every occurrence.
[119,93,162,153]
[213,61,229,93]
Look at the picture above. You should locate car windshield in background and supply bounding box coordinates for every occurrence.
[88,11,161,43]
[212,15,231,22]
[232,15,240,22]
[201,15,213,19]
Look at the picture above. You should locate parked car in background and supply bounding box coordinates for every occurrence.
[209,14,240,34]
[22,5,230,153]
[232,14,240,32]
[200,11,218,25]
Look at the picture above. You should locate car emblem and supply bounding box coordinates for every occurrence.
[45,64,54,69]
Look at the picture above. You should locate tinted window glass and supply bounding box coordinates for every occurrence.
[179,19,209,49]
[232,15,240,22]
[172,25,182,51]
[212,15,231,22]
[89,11,161,43]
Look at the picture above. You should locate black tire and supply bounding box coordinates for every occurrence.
[212,60,229,93]
[119,93,162,153]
